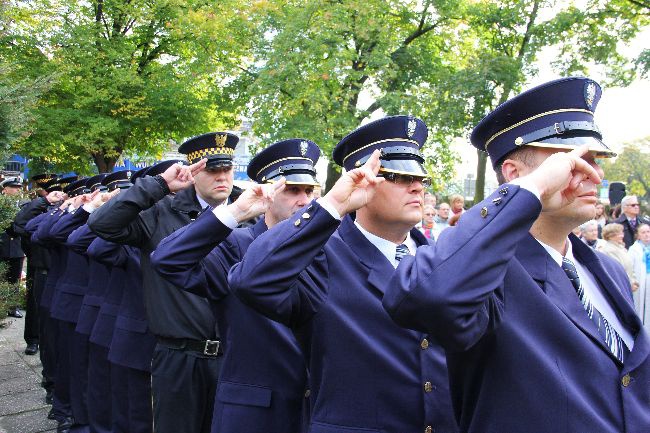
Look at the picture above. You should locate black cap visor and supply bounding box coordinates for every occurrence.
[267,171,320,186]
[205,157,234,169]
[526,136,616,158]
[107,180,132,192]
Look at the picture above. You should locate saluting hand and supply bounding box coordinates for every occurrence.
[80,189,101,205]
[87,190,118,211]
[524,145,602,212]
[320,149,384,216]
[59,197,74,210]
[161,159,207,193]
[45,191,65,204]
[227,178,286,223]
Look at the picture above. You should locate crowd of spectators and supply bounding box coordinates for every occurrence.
[418,193,650,333]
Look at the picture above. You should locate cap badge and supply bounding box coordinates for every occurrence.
[126,171,132,178]
[300,141,308,157]
[584,82,597,111]
[215,134,228,148]
[407,118,417,138]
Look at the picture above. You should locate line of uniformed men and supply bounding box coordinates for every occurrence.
[13,75,650,433]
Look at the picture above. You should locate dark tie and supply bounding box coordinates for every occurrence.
[395,244,410,262]
[630,218,637,229]
[561,257,629,363]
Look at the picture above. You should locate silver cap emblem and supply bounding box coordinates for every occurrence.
[407,118,417,138]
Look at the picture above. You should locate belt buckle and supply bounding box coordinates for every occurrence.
[204,340,219,356]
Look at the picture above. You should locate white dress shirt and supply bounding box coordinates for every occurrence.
[537,238,634,350]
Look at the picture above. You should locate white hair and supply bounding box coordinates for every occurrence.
[621,195,637,207]
[579,220,598,232]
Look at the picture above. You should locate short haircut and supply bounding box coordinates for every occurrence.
[602,223,624,241]
[494,146,539,185]
[621,195,637,207]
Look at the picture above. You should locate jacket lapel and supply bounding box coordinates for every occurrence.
[338,216,394,296]
[571,236,650,371]
[517,235,619,363]
[338,217,430,296]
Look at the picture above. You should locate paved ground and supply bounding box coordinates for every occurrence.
[0,313,57,433]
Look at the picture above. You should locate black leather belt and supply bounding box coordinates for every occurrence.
[157,337,223,356]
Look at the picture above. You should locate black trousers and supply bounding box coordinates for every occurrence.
[38,303,56,392]
[23,264,43,345]
[151,344,222,433]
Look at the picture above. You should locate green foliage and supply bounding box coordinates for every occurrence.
[0,192,26,232]
[452,0,648,201]
[0,191,27,325]
[600,142,650,201]
[225,0,468,189]
[2,0,245,173]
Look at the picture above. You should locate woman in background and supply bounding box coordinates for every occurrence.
[598,223,637,296]
[419,205,436,240]
[629,223,650,331]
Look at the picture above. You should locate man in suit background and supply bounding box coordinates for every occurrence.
[614,195,650,249]
[383,77,650,432]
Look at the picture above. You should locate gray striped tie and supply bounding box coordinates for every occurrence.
[561,257,629,363]
[395,244,410,262]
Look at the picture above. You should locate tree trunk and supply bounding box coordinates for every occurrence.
[324,160,341,193]
[92,153,119,173]
[474,150,488,202]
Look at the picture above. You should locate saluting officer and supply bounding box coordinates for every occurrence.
[14,174,64,363]
[229,116,458,433]
[152,139,320,433]
[383,77,650,432]
[16,173,58,356]
[22,175,74,407]
[87,134,241,433]
[46,177,100,432]
[83,169,135,433]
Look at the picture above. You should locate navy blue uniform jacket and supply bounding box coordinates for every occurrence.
[31,209,68,312]
[48,209,91,323]
[229,201,457,433]
[152,212,308,433]
[382,184,650,433]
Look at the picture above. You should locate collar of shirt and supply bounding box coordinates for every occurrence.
[536,237,634,350]
[196,194,229,211]
[354,221,416,269]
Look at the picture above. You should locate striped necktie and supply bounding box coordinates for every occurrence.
[561,257,629,363]
[395,244,410,262]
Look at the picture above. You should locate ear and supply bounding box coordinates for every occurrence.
[501,159,525,183]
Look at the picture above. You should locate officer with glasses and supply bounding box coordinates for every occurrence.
[230,115,457,433]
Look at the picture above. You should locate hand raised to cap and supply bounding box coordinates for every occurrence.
[45,191,65,204]
[80,189,101,205]
[227,178,286,223]
[160,158,207,193]
[523,145,602,212]
[87,189,119,211]
[320,149,384,216]
[59,197,74,210]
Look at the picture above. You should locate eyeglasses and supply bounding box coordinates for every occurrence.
[626,203,640,207]
[378,172,432,188]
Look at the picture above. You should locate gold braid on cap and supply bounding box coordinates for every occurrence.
[187,147,235,162]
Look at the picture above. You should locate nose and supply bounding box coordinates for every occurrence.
[409,179,425,193]
[296,191,310,207]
